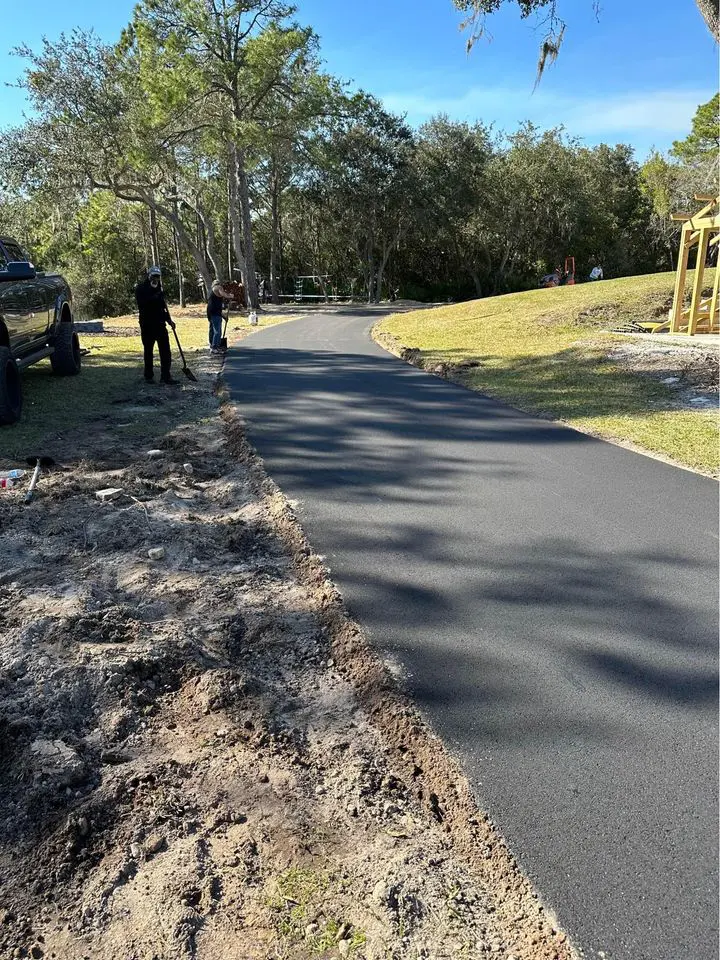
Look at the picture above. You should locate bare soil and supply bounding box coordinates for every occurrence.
[0,358,576,960]
[604,338,719,407]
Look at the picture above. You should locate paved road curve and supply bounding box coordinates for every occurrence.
[225,307,719,960]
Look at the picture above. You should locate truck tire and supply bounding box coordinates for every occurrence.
[50,321,81,376]
[0,346,22,425]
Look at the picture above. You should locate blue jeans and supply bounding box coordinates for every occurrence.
[208,313,223,348]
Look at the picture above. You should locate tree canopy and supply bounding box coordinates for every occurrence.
[0,3,713,316]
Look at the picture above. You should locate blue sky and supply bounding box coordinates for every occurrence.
[1,0,717,157]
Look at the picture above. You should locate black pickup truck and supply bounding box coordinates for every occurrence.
[0,236,81,425]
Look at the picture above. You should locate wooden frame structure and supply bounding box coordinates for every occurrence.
[666,194,720,335]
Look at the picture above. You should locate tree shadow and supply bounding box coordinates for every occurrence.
[226,327,718,959]
[432,344,701,419]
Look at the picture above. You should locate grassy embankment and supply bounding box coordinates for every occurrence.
[375,271,719,475]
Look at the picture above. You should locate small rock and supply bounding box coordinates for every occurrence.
[130,843,142,859]
[372,879,388,903]
[338,941,351,956]
[145,834,166,857]
[182,463,194,475]
[148,547,165,560]
[315,785,326,795]
[95,487,123,502]
[661,377,680,384]
[147,449,164,458]
[327,658,335,668]
[304,922,319,938]
[77,816,89,837]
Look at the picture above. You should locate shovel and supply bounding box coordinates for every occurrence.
[169,323,198,382]
[219,311,229,352]
[25,456,55,503]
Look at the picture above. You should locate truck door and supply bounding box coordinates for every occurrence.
[25,280,49,347]
[0,281,31,352]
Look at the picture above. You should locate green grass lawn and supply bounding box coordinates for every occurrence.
[0,307,291,462]
[375,272,719,475]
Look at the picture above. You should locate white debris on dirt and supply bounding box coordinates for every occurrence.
[604,338,719,407]
[0,374,576,960]
[95,488,124,502]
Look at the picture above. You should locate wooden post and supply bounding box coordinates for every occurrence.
[710,247,720,332]
[688,228,711,335]
[670,223,691,333]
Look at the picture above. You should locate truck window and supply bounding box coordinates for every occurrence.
[2,241,31,264]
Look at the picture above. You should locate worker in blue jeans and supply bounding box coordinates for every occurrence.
[207,280,231,352]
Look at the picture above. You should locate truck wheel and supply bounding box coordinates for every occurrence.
[0,346,22,425]
[50,321,81,375]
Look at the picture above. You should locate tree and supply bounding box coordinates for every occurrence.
[4,30,219,293]
[129,0,317,308]
[308,97,416,302]
[671,93,720,164]
[413,117,493,296]
[641,96,720,271]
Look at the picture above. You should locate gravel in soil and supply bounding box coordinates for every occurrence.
[0,363,576,960]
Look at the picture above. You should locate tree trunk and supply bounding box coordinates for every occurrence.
[173,226,185,308]
[137,211,150,271]
[270,160,282,304]
[375,227,401,304]
[696,0,720,40]
[469,268,482,298]
[375,255,386,304]
[232,143,259,309]
[152,201,211,295]
[196,206,221,281]
[149,206,160,267]
[367,249,375,303]
[228,145,249,288]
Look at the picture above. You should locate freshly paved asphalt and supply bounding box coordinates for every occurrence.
[225,307,719,960]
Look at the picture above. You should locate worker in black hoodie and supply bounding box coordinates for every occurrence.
[135,265,177,384]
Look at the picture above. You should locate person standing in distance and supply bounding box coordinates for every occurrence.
[207,279,232,353]
[135,266,177,384]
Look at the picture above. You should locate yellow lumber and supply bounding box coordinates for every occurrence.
[670,223,691,333]
[687,228,711,335]
[672,201,718,223]
[710,258,720,331]
[686,216,720,230]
